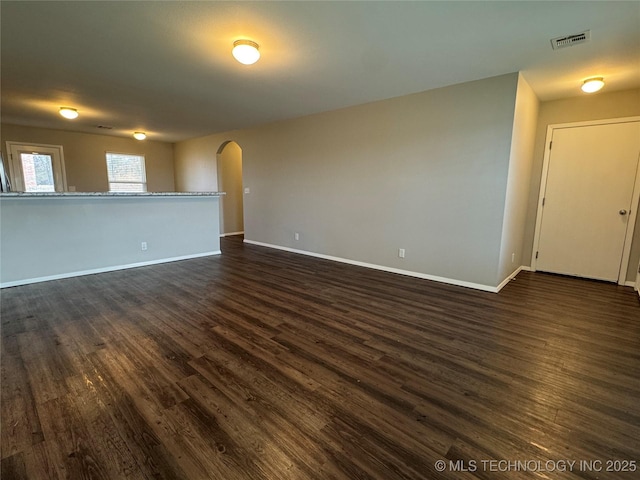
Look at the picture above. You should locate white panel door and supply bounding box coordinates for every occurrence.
[536,121,640,282]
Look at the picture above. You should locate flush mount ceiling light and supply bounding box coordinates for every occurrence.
[232,39,260,65]
[133,132,146,140]
[581,77,605,93]
[59,107,79,119]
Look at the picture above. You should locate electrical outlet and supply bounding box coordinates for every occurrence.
[398,248,405,258]
[294,232,300,241]
[512,253,515,263]
[244,187,250,194]
[141,241,147,251]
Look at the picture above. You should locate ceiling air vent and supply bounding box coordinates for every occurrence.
[97,125,113,130]
[551,30,590,50]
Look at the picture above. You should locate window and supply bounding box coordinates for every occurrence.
[6,142,67,192]
[21,153,55,192]
[106,152,146,192]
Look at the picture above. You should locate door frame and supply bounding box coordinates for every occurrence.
[531,116,640,285]
[6,141,68,192]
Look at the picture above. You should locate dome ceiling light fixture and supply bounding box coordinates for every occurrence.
[232,39,260,65]
[133,132,147,140]
[59,107,79,119]
[581,77,605,93]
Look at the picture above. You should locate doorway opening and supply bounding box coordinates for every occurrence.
[216,141,244,237]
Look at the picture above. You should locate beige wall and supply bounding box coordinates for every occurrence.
[1,124,175,192]
[217,141,244,235]
[522,88,640,281]
[176,73,520,288]
[174,135,219,192]
[498,74,539,284]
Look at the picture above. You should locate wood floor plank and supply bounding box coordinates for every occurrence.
[177,374,325,480]
[1,452,27,480]
[36,394,112,479]
[1,235,639,479]
[83,351,191,479]
[15,331,72,407]
[186,354,343,479]
[0,335,45,460]
[21,443,60,480]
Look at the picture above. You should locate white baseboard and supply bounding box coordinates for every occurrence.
[220,231,244,237]
[243,239,505,293]
[520,265,533,272]
[623,280,636,287]
[495,266,524,293]
[0,251,222,288]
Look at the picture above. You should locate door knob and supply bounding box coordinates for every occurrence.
[619,209,628,215]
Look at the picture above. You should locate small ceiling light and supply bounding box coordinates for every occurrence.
[581,77,605,93]
[59,107,79,119]
[133,132,146,140]
[232,39,260,65]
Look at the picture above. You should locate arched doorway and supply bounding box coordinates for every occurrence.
[216,141,244,236]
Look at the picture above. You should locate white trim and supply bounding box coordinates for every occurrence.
[6,141,68,192]
[495,266,524,292]
[545,116,640,130]
[243,239,504,293]
[0,251,221,288]
[619,159,640,285]
[624,280,636,288]
[531,117,640,286]
[530,125,552,269]
[220,231,244,237]
[520,265,533,272]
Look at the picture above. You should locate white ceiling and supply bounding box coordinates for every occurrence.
[2,1,639,143]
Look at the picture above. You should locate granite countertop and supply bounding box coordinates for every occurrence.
[1,191,225,198]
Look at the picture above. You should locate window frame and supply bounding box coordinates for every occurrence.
[6,142,68,192]
[105,151,147,192]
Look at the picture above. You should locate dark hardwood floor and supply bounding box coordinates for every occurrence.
[2,235,639,479]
